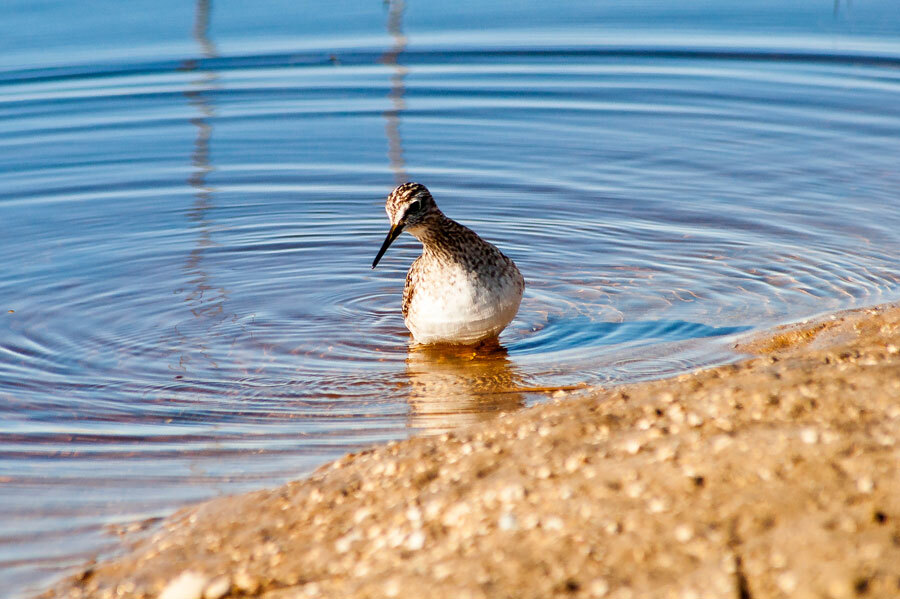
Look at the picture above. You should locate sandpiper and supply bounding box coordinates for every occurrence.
[372,182,525,345]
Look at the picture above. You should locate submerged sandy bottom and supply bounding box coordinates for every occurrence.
[43,303,900,599]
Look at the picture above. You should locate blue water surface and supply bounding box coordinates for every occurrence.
[2,1,900,595]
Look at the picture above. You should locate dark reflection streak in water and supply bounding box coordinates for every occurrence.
[381,0,409,185]
[192,0,217,59]
[175,0,229,374]
[833,0,852,18]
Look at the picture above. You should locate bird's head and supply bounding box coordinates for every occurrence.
[372,182,439,268]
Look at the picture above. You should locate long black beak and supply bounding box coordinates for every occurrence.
[372,223,404,269]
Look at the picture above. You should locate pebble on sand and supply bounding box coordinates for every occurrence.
[159,571,208,599]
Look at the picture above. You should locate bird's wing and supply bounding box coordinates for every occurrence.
[401,256,422,319]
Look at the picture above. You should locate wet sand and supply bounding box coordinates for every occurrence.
[43,303,900,599]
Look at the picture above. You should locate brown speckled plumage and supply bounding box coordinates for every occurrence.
[374,183,525,345]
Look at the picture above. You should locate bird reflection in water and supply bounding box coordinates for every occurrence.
[404,341,525,434]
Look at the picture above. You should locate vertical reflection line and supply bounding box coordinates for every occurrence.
[192,0,217,59]
[177,0,225,371]
[381,0,409,184]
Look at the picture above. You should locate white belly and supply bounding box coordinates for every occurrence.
[404,264,523,345]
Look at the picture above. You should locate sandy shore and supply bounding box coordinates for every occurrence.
[43,303,900,599]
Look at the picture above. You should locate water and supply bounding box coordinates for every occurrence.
[2,0,900,594]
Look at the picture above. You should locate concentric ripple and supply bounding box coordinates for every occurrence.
[3,1,900,595]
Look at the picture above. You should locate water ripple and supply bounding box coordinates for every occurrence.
[3,18,900,598]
